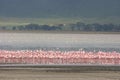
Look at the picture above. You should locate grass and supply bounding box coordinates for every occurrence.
[0,17,120,26]
[0,17,81,26]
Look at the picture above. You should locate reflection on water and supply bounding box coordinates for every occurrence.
[0,33,120,51]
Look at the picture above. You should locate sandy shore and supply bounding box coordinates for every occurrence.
[0,64,120,80]
[0,68,120,80]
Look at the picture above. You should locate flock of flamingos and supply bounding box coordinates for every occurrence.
[0,50,120,65]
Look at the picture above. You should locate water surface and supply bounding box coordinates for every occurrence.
[0,33,120,51]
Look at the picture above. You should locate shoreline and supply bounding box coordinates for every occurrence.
[0,64,120,71]
[0,30,120,34]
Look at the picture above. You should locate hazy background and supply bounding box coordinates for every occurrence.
[0,0,120,26]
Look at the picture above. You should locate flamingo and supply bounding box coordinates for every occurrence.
[0,50,120,64]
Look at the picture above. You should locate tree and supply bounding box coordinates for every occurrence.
[12,26,17,30]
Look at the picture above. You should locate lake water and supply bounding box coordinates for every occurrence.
[0,33,120,52]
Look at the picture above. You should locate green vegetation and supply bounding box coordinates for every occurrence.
[0,22,120,32]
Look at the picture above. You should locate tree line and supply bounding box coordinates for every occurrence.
[0,22,120,32]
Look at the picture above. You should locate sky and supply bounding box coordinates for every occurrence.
[0,0,120,18]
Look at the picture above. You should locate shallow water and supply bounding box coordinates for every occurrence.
[0,33,120,51]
